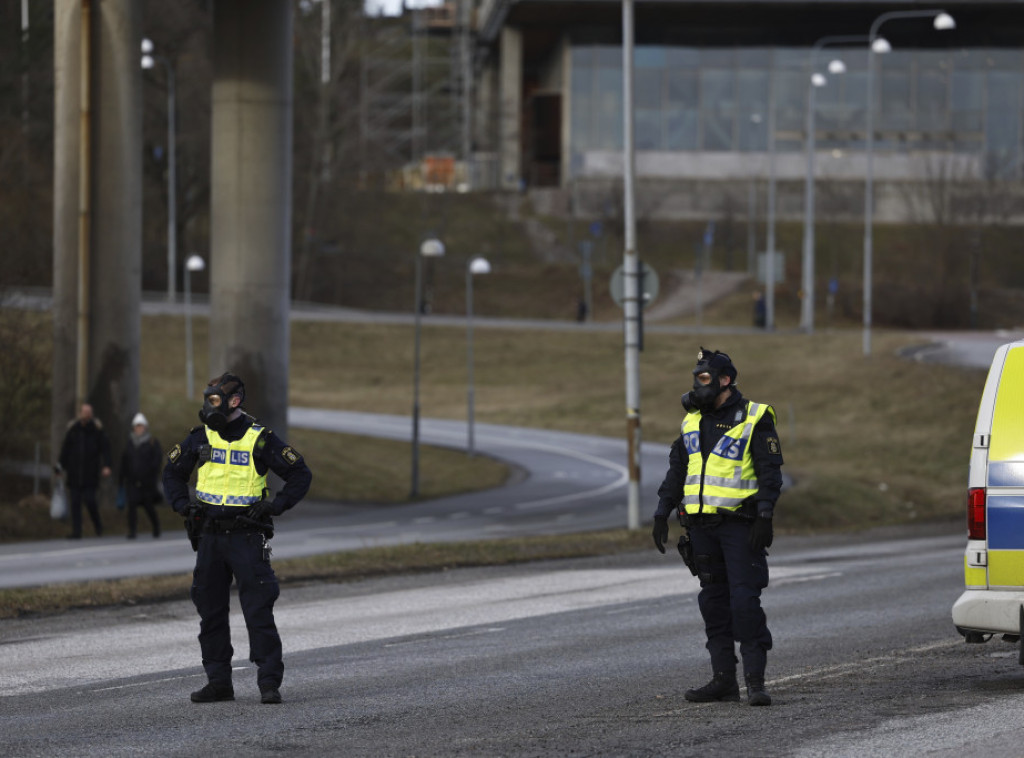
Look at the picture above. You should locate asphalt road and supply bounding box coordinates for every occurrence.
[902,330,1024,370]
[3,523,1021,757]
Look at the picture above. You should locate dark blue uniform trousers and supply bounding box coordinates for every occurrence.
[190,531,283,690]
[688,518,772,678]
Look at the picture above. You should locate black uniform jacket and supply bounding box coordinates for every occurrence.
[119,435,163,497]
[655,388,783,519]
[59,419,112,489]
[162,413,312,519]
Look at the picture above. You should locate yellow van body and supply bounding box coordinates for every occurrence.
[952,341,1024,648]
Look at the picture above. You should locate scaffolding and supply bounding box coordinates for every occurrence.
[359,1,475,189]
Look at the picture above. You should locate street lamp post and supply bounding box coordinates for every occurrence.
[411,238,445,498]
[141,38,177,304]
[863,10,955,355]
[622,0,642,531]
[184,254,205,399]
[466,256,491,456]
[748,113,763,278]
[801,36,866,334]
[766,73,777,330]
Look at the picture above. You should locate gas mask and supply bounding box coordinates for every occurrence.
[199,373,245,432]
[680,348,736,414]
[689,367,725,413]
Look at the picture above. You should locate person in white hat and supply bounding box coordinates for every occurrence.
[119,412,163,538]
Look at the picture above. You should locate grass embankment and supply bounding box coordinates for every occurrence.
[0,312,985,617]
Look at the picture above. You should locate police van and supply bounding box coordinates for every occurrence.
[952,339,1024,660]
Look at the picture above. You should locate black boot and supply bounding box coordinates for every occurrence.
[260,686,282,705]
[190,682,234,703]
[745,675,772,706]
[684,671,740,702]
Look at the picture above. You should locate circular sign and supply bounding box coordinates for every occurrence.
[609,263,659,309]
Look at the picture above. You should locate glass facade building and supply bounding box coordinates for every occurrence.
[570,45,1024,178]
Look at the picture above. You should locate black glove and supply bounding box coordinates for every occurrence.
[652,515,669,554]
[246,500,275,522]
[749,511,774,551]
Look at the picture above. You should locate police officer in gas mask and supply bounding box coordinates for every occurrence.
[163,372,312,705]
[652,348,784,706]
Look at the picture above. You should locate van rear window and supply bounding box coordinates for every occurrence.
[989,347,1024,486]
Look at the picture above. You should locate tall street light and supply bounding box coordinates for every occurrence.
[411,237,445,498]
[141,38,177,304]
[622,0,642,530]
[184,254,205,399]
[863,10,955,355]
[801,35,866,334]
[748,113,763,278]
[466,256,491,456]
[765,69,777,331]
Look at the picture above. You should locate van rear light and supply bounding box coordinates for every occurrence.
[968,488,986,540]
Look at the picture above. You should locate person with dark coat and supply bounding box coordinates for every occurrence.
[119,412,163,539]
[58,403,113,539]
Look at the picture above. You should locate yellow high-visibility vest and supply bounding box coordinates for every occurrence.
[681,401,774,515]
[195,424,267,506]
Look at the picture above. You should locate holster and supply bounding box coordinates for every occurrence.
[677,531,698,577]
[184,503,205,552]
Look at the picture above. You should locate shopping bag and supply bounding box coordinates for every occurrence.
[50,478,68,520]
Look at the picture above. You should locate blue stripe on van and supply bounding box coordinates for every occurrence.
[988,462,1024,487]
[987,496,1024,549]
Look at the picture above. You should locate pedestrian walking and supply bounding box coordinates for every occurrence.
[163,372,312,705]
[58,403,113,539]
[119,412,163,539]
[652,348,784,706]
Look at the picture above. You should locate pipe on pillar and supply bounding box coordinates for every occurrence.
[52,0,142,473]
[209,1,294,437]
[52,0,84,462]
[75,0,91,410]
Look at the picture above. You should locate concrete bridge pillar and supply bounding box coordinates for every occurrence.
[209,1,294,436]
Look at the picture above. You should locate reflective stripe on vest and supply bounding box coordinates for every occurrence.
[681,401,774,515]
[195,424,267,507]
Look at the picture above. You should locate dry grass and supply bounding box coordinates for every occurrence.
[132,313,981,534]
[287,320,982,531]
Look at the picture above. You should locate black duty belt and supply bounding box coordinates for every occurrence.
[203,517,264,534]
[687,510,753,526]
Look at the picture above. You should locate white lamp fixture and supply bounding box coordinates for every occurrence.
[468,257,491,275]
